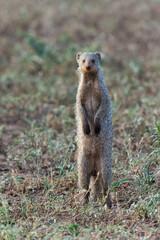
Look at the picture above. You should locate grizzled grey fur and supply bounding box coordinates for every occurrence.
[75,52,113,208]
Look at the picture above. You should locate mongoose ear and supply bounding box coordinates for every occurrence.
[95,52,101,61]
[76,52,82,62]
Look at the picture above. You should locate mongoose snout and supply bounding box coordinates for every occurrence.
[86,66,91,71]
[76,52,113,208]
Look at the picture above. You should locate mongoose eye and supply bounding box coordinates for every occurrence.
[91,59,95,64]
[82,59,85,63]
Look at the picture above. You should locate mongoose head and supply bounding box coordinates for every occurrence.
[76,52,101,73]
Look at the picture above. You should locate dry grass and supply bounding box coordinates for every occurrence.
[0,0,160,239]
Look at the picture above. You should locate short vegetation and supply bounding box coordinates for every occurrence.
[0,0,159,239]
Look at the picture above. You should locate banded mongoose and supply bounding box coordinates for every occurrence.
[76,52,113,208]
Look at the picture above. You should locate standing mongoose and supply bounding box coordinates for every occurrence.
[76,52,113,208]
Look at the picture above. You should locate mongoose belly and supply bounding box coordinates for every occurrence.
[85,92,100,122]
[82,134,105,152]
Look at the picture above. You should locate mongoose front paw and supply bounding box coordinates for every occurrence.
[83,124,90,135]
[95,123,101,135]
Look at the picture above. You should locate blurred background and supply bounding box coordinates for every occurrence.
[0,0,160,238]
[1,0,160,104]
[1,0,160,110]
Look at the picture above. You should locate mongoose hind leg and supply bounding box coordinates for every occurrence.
[77,152,91,204]
[90,175,101,201]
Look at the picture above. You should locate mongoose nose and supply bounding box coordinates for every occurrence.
[86,66,91,71]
